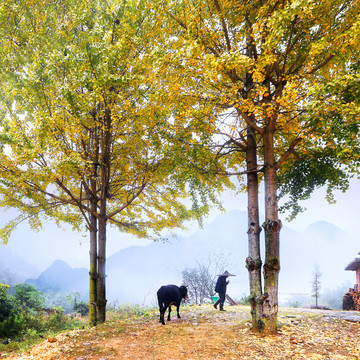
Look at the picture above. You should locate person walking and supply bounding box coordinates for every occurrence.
[214,270,235,311]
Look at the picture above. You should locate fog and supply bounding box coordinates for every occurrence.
[0,178,359,307]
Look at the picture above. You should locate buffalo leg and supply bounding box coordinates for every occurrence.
[176,304,181,318]
[167,306,171,321]
[159,302,167,325]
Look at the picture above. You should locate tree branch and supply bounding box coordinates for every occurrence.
[275,137,303,170]
[213,0,231,52]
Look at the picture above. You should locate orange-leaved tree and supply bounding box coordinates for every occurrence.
[0,0,212,325]
[154,0,360,334]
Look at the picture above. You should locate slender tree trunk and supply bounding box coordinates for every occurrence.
[262,128,281,335]
[89,210,98,326]
[97,213,107,323]
[96,107,111,323]
[245,125,264,333]
[88,121,100,327]
[242,19,267,331]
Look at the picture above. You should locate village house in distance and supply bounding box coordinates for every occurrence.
[343,253,360,310]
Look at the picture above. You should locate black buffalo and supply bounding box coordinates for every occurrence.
[157,285,188,325]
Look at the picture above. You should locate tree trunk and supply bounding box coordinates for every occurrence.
[242,20,266,331]
[97,213,107,323]
[88,115,100,326]
[96,107,111,323]
[245,125,264,332]
[88,211,98,327]
[262,129,281,335]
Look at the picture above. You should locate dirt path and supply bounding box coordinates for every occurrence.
[4,305,360,359]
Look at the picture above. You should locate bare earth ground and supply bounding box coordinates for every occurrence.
[3,305,360,360]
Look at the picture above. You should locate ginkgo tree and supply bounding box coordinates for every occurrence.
[278,59,360,218]
[0,0,216,326]
[154,0,360,334]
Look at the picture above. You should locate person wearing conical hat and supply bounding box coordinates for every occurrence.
[214,271,235,311]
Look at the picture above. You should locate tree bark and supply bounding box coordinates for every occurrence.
[262,128,282,335]
[97,214,107,323]
[88,210,98,327]
[245,125,264,332]
[88,123,99,327]
[242,18,266,331]
[96,107,111,323]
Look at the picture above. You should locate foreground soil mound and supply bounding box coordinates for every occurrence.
[4,305,360,359]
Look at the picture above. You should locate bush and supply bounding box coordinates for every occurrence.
[45,307,67,331]
[12,283,45,310]
[0,284,86,342]
[237,294,251,305]
[0,284,17,321]
[288,300,301,308]
[0,313,25,339]
[74,301,89,316]
[45,291,75,313]
[107,304,154,320]
[0,284,20,338]
[66,292,89,316]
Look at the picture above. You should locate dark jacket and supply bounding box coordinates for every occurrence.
[215,276,228,294]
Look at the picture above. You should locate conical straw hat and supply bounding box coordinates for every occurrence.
[217,270,236,277]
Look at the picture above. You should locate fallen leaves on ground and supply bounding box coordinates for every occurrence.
[2,305,360,359]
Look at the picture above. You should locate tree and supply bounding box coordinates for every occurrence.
[0,284,16,322]
[182,256,229,304]
[311,265,322,309]
[155,0,360,334]
[182,268,208,304]
[278,60,360,220]
[0,284,19,338]
[68,292,89,317]
[0,0,211,326]
[12,283,45,310]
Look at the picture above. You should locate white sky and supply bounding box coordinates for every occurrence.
[200,177,360,233]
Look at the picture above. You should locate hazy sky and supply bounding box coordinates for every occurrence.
[224,177,360,233]
[1,177,359,271]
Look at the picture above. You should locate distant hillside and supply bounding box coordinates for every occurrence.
[0,246,39,286]
[106,210,249,306]
[279,220,356,302]
[26,259,88,296]
[105,211,357,306]
[16,210,358,307]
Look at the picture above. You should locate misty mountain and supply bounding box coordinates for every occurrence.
[0,246,40,285]
[12,209,357,307]
[105,210,357,306]
[105,210,250,306]
[278,219,356,302]
[26,259,88,296]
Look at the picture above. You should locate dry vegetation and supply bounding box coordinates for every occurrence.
[2,305,360,359]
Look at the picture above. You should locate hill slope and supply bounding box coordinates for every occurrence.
[26,259,88,295]
[106,210,356,305]
[20,210,357,306]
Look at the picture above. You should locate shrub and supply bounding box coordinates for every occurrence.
[1,284,86,342]
[74,301,89,316]
[107,304,154,320]
[0,284,16,321]
[0,284,20,338]
[238,294,251,305]
[12,283,45,310]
